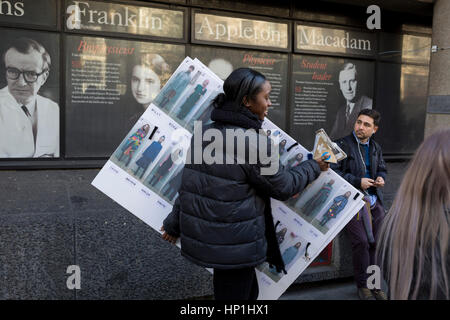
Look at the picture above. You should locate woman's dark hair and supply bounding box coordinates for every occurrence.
[212,68,266,111]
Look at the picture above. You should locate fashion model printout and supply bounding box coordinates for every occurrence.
[92,57,365,300]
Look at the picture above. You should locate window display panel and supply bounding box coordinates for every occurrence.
[0,28,60,158]
[65,35,185,157]
[379,32,431,65]
[375,63,428,154]
[191,45,289,130]
[0,0,57,29]
[193,11,290,51]
[65,0,184,39]
[289,54,374,150]
[296,24,376,58]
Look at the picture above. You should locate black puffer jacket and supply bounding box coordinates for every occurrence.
[163,103,321,270]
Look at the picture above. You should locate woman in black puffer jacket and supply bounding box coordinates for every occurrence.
[162,68,329,300]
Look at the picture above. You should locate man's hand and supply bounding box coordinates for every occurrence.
[373,176,385,187]
[314,154,330,172]
[361,177,375,190]
[160,226,178,244]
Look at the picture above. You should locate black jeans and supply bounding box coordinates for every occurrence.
[213,267,259,300]
[345,199,385,288]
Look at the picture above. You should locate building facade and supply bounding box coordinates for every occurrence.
[0,0,440,299]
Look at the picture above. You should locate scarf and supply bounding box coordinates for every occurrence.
[211,101,286,274]
[210,101,263,130]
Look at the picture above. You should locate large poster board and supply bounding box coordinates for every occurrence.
[191,45,288,130]
[64,35,185,157]
[257,119,364,299]
[92,57,365,300]
[290,54,374,150]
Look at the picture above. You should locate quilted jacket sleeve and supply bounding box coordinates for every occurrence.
[245,159,322,201]
[162,197,181,237]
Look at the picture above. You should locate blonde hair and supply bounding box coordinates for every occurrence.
[377,129,450,300]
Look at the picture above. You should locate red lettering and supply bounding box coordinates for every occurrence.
[77,40,86,52]
[302,59,327,70]
[311,71,332,81]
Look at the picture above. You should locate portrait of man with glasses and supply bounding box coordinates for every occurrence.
[0,37,59,158]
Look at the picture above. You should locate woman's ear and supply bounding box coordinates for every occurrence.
[242,95,250,107]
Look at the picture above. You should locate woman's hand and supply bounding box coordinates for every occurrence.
[314,154,330,171]
[160,226,179,244]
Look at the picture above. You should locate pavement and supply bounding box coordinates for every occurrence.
[279,277,359,300]
[279,276,391,300]
[192,276,390,300]
[192,277,362,300]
